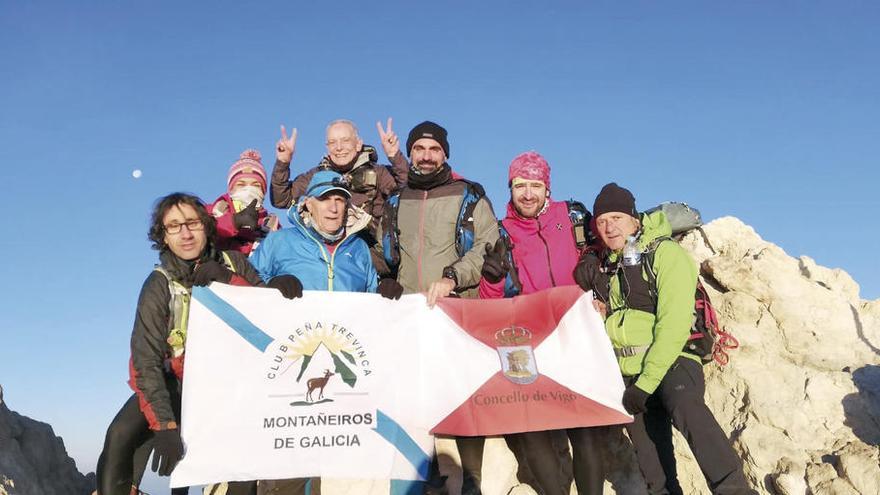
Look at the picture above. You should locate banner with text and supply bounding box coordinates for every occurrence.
[169,285,630,487]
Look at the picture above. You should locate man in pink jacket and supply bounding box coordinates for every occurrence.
[479,151,604,494]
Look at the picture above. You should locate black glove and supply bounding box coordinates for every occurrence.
[193,260,233,286]
[377,278,404,300]
[268,274,303,299]
[574,250,601,292]
[481,239,509,284]
[233,199,260,231]
[151,428,184,476]
[622,384,651,415]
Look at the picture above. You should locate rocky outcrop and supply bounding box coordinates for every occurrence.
[0,386,94,495]
[669,217,880,495]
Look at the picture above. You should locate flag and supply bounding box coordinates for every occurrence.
[426,285,631,435]
[169,284,629,487]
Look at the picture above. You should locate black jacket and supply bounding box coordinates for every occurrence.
[128,249,263,431]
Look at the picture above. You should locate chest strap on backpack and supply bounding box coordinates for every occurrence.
[614,344,650,358]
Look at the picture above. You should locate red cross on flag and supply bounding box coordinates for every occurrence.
[425,286,632,436]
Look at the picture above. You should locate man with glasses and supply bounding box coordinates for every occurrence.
[96,193,288,495]
[270,119,408,239]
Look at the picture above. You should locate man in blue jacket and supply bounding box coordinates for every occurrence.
[252,169,381,294]
[250,170,402,494]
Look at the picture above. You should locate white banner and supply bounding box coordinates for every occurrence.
[170,284,626,487]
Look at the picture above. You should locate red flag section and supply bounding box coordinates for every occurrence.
[433,286,632,436]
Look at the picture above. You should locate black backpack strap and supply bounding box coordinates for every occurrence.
[498,222,522,297]
[381,193,401,276]
[641,236,674,307]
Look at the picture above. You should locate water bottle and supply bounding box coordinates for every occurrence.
[622,235,641,266]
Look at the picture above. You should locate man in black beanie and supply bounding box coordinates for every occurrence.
[575,183,755,494]
[375,121,499,494]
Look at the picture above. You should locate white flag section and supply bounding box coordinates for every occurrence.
[170,284,628,487]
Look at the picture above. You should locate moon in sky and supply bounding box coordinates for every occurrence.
[132,169,142,179]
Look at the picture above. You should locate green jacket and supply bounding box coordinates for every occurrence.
[600,211,699,394]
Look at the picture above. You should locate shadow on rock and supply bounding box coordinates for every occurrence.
[842,365,880,446]
[850,304,880,357]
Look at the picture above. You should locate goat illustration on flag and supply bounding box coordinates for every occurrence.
[170,285,630,487]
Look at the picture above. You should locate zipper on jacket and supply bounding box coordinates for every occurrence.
[536,218,557,287]
[327,249,336,292]
[305,231,336,291]
[417,190,428,291]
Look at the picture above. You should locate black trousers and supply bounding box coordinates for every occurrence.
[424,435,485,494]
[505,427,606,495]
[625,358,754,495]
[96,393,256,495]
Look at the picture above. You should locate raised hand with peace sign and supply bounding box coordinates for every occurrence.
[275,125,297,164]
[376,117,399,159]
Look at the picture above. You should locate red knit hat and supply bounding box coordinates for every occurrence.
[227,149,267,194]
[508,151,551,190]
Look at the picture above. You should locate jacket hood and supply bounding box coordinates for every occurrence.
[637,210,673,248]
[320,145,378,173]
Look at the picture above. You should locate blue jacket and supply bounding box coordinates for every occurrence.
[250,201,378,293]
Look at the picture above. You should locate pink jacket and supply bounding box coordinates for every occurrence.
[208,194,280,255]
[479,200,580,298]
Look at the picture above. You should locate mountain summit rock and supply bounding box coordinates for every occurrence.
[0,386,94,495]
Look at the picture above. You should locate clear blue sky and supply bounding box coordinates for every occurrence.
[1,1,877,492]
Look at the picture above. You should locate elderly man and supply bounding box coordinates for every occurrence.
[574,183,755,495]
[478,151,603,495]
[251,170,401,495]
[270,119,408,237]
[376,121,500,495]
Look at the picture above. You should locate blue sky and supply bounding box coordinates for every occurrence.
[1,1,878,492]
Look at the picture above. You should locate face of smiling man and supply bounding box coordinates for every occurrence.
[325,121,363,168]
[510,178,548,218]
[409,137,446,175]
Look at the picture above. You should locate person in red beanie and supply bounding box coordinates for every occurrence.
[209,149,280,255]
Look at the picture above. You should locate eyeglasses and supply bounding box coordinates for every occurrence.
[164,219,204,234]
[326,137,356,148]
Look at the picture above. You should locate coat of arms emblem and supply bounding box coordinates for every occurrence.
[495,326,538,384]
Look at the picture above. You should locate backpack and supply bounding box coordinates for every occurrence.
[641,230,739,366]
[566,199,594,249]
[382,180,485,275]
[154,252,237,358]
[499,199,593,298]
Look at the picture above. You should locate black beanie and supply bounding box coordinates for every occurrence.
[406,121,449,158]
[593,182,638,219]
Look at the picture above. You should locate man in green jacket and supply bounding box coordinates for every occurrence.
[576,183,754,495]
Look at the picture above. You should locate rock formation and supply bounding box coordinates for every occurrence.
[0,386,94,495]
